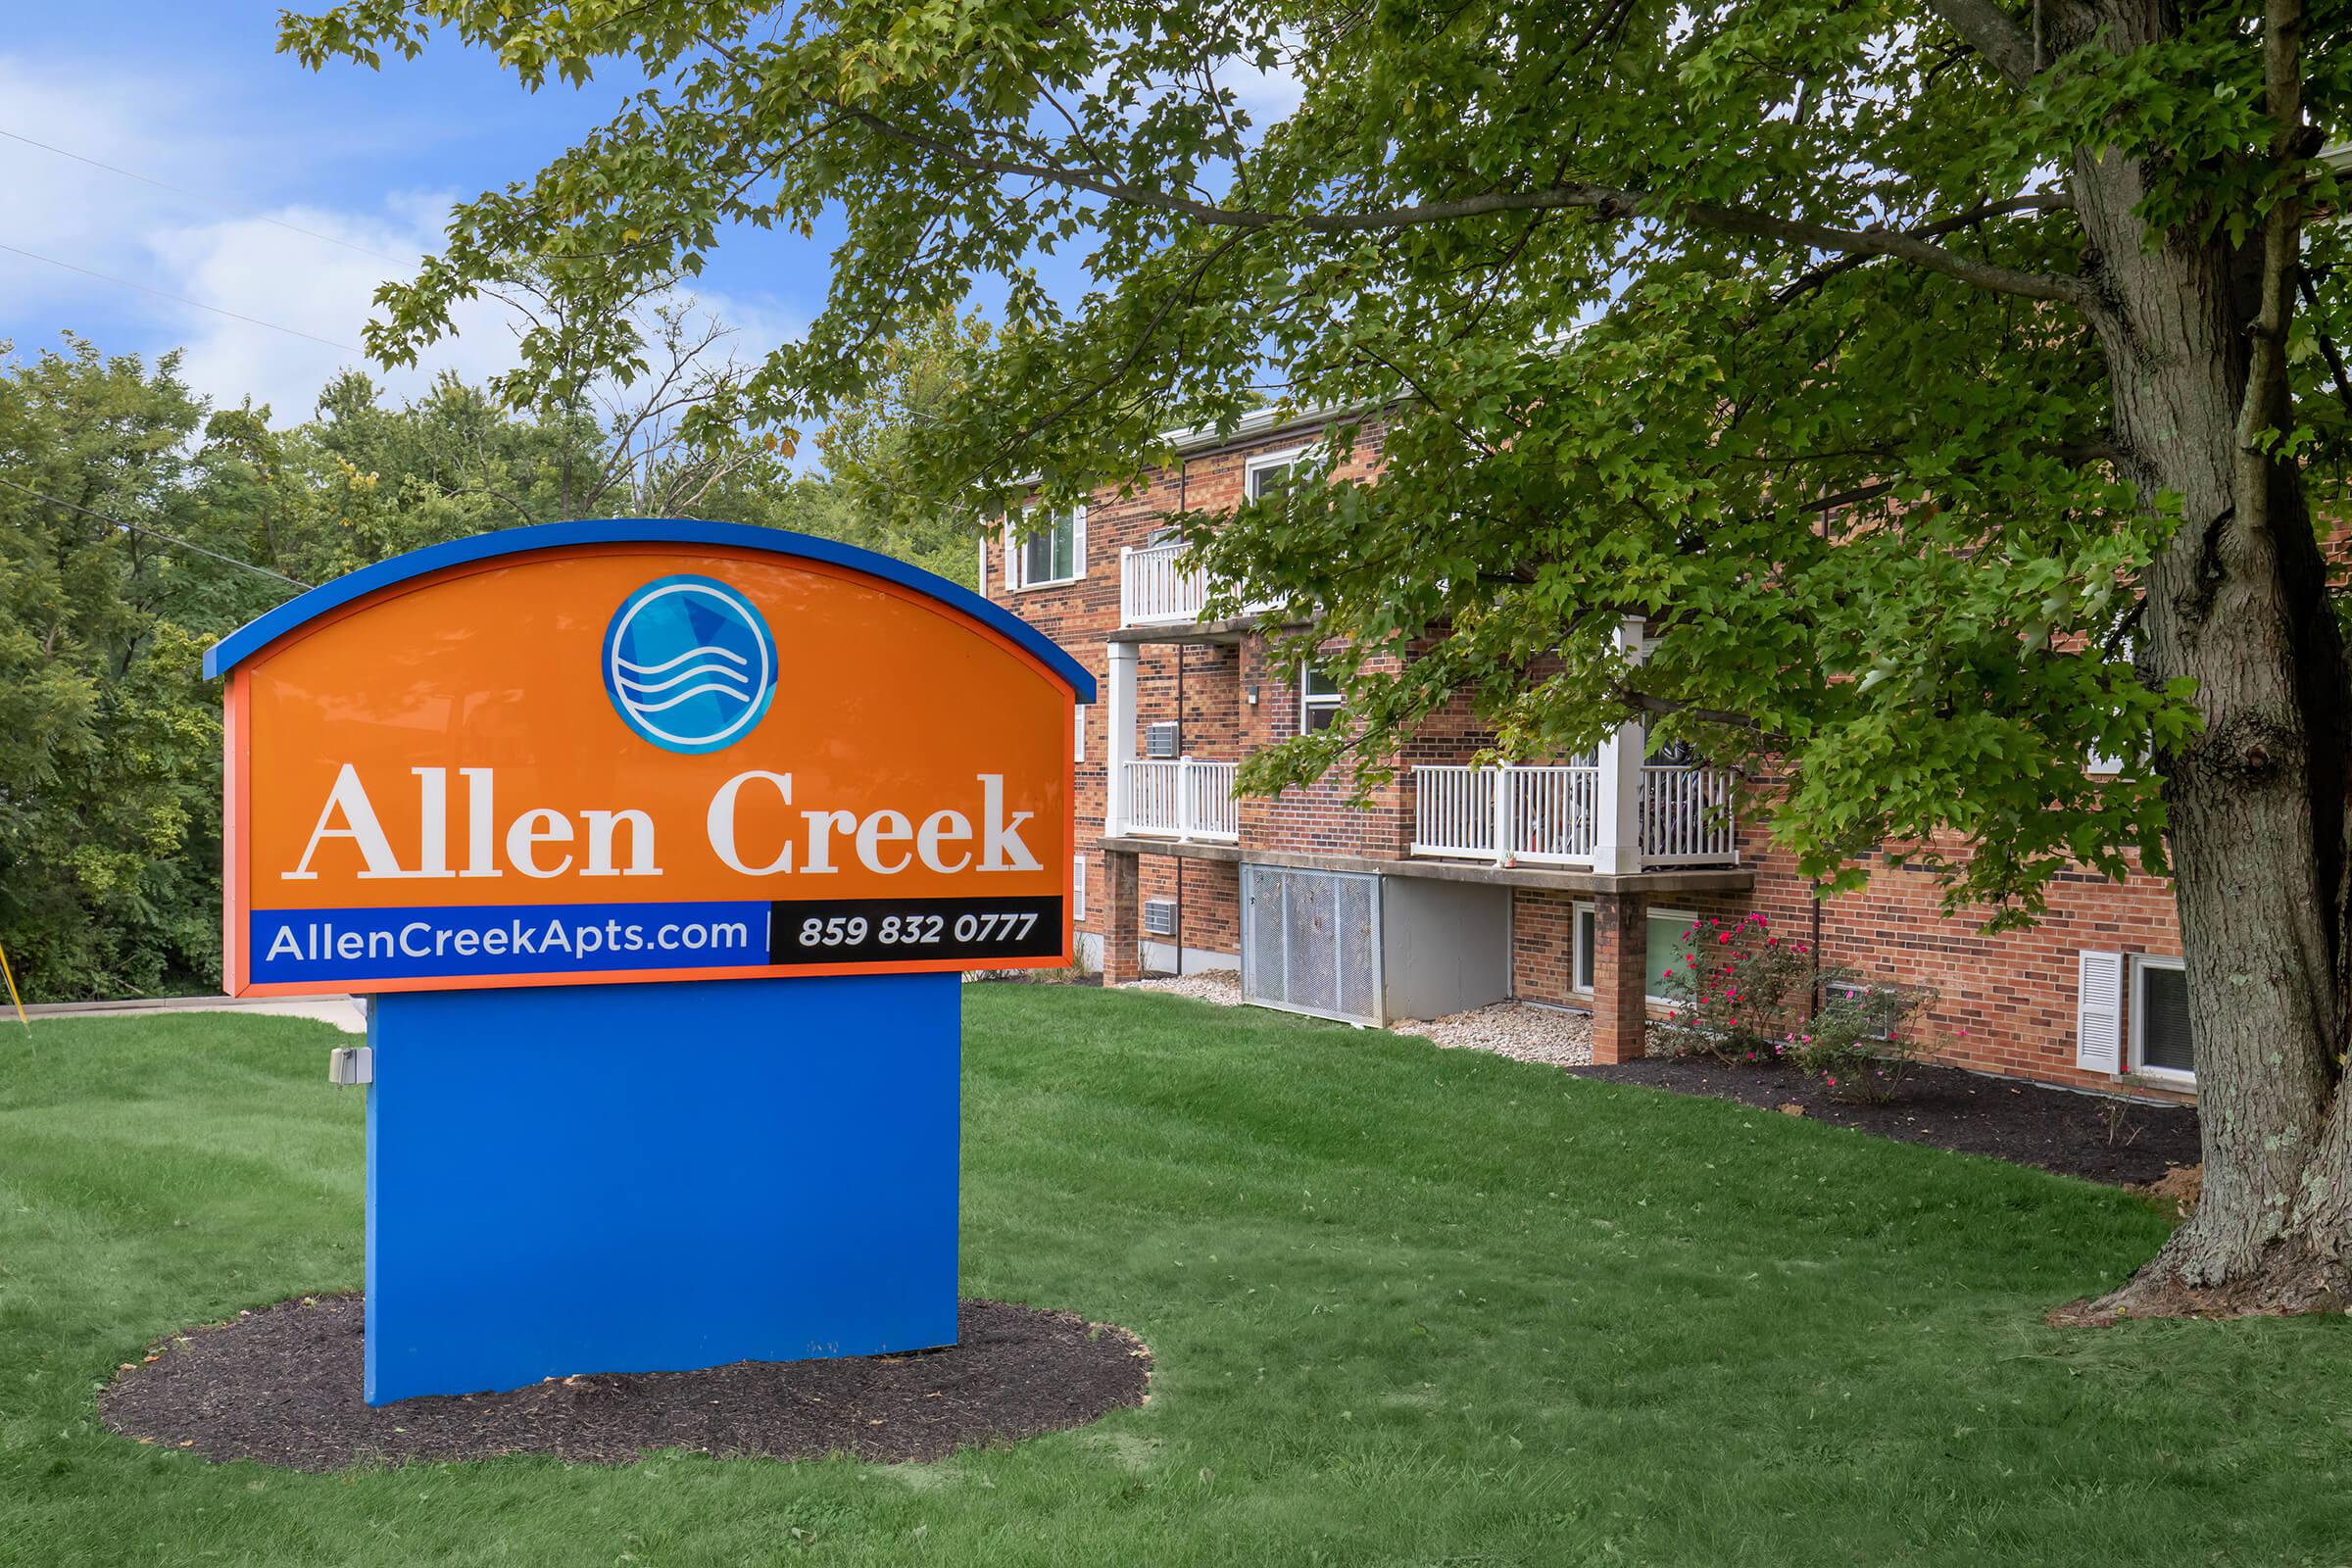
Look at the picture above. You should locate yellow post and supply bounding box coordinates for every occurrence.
[0,938,28,1035]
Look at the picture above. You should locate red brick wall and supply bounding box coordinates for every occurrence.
[1726,820,2183,1094]
[1512,890,1578,1003]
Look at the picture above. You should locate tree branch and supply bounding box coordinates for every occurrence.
[1774,194,2076,302]
[2234,0,2310,548]
[1918,0,2044,88]
[1615,686,1792,748]
[844,108,2097,307]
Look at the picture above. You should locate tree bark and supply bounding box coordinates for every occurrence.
[2064,57,2352,1313]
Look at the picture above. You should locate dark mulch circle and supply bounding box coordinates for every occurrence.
[101,1296,1151,1471]
[1571,1056,2200,1186]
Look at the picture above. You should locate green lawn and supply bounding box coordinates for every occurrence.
[2,987,2346,1566]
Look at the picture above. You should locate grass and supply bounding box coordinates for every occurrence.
[2,987,2348,1566]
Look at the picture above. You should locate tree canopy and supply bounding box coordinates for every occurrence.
[278,0,2352,1311]
[0,326,983,999]
[281,0,2341,914]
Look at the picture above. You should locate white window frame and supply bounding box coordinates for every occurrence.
[1571,902,1694,1005]
[1246,444,1312,504]
[2087,632,2137,775]
[1643,907,1696,1006]
[1008,505,1085,590]
[1073,855,1088,922]
[1074,704,1087,761]
[1298,662,1344,733]
[2130,953,2194,1084]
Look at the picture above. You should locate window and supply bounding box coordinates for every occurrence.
[1074,705,1087,761]
[2088,633,2137,774]
[1818,977,1901,1040]
[1073,856,1088,921]
[1645,910,1697,1004]
[1299,663,1344,732]
[1012,507,1084,588]
[2132,955,2193,1080]
[1568,905,1696,1004]
[1247,447,1306,504]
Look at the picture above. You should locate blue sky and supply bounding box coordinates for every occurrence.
[3,7,1303,430]
[0,6,843,424]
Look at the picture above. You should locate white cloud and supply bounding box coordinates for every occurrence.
[0,53,802,427]
[1223,46,1305,126]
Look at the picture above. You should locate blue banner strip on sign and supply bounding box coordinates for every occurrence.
[249,902,771,984]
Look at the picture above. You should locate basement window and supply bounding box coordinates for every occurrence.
[1569,904,1698,1005]
[2132,955,2194,1082]
[1645,909,1698,1005]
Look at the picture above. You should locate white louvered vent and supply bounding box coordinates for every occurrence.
[2076,949,2125,1074]
[1143,899,1179,936]
[1145,721,1181,759]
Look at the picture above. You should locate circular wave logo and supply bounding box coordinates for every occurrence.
[602,575,778,754]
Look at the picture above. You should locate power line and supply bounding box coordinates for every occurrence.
[0,241,364,353]
[0,127,409,265]
[0,474,313,591]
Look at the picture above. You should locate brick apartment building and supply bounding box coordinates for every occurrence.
[983,411,2192,1101]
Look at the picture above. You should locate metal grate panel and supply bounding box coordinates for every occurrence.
[1240,864,1382,1025]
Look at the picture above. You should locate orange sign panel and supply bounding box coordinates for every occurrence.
[210,523,1091,996]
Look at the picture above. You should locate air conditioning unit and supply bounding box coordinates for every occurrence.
[1145,721,1181,759]
[1143,899,1178,936]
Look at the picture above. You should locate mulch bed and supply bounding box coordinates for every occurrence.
[1571,1056,2200,1186]
[100,1296,1150,1471]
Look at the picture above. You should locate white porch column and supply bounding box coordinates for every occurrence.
[1106,640,1139,836]
[1592,617,1649,875]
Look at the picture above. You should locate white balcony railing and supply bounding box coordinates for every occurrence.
[1118,758,1240,842]
[1640,764,1740,865]
[1120,541,1278,628]
[1411,763,1602,865]
[1410,762,1738,869]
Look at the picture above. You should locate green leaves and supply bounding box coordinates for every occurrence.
[274,0,2349,924]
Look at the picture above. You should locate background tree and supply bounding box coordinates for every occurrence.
[811,308,997,584]
[281,0,2352,1314]
[0,341,241,998]
[0,317,967,998]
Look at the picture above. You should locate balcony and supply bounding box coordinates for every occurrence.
[1120,541,1278,629]
[1116,758,1240,842]
[1410,762,1739,870]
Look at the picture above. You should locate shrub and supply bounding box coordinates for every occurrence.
[1652,912,1814,1065]
[1787,975,1937,1102]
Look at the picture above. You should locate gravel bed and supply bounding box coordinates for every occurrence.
[1391,1004,1593,1067]
[1126,969,1246,1004]
[1129,970,1594,1069]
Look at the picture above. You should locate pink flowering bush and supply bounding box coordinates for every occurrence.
[1788,978,1937,1102]
[1652,912,1813,1065]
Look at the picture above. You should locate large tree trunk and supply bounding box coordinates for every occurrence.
[2066,115,2352,1315]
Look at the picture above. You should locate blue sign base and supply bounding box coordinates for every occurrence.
[363,972,959,1405]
